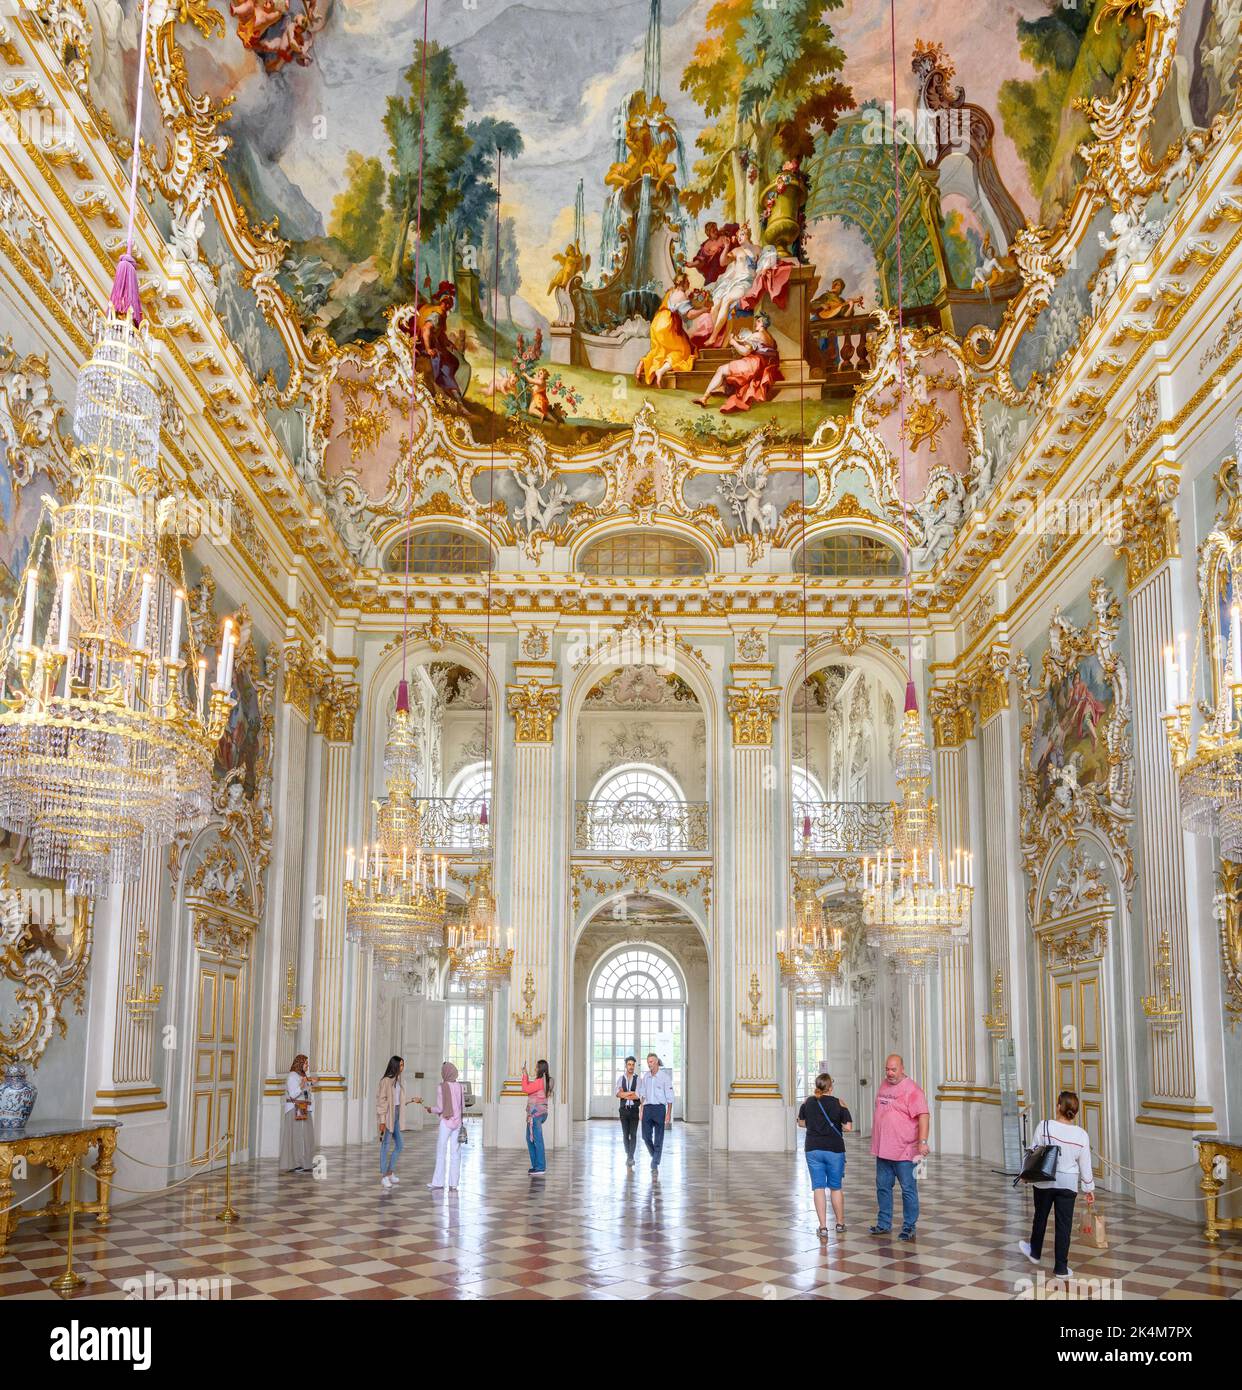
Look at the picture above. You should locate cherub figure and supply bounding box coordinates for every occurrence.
[230,0,288,47]
[258,11,314,73]
[547,241,589,295]
[520,367,564,423]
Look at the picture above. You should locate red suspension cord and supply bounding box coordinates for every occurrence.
[479,150,504,832]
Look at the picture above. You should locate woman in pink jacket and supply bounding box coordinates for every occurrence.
[522,1060,553,1176]
[424,1061,465,1190]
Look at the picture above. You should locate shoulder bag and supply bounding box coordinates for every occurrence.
[1013,1121,1060,1188]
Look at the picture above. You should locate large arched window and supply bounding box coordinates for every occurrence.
[443,761,491,849]
[579,532,707,577]
[791,764,826,846]
[386,528,493,574]
[588,946,685,1117]
[793,533,903,577]
[580,763,694,852]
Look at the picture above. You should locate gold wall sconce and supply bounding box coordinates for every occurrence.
[513,969,545,1036]
[739,973,771,1036]
[124,925,163,1022]
[983,970,1008,1037]
[281,961,305,1033]
[1141,930,1183,1034]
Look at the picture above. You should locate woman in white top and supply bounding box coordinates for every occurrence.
[279,1054,316,1173]
[1018,1090,1096,1278]
[423,1061,466,1191]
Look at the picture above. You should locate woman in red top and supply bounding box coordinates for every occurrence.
[521,1060,553,1176]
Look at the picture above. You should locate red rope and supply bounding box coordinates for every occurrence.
[402,0,433,687]
[888,0,915,689]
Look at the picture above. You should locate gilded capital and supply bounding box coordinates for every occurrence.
[1111,472,1180,591]
[928,681,974,749]
[974,646,1011,727]
[282,639,328,716]
[727,683,780,747]
[314,677,360,743]
[507,678,561,743]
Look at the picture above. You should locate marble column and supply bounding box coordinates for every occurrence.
[497,664,561,1149]
[929,681,982,1152]
[309,676,359,1146]
[1114,475,1222,1193]
[257,640,320,1154]
[725,662,784,1151]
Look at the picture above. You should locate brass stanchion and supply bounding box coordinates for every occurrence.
[50,1159,85,1294]
[215,1131,238,1224]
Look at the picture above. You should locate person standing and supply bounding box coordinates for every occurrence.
[637,1053,674,1175]
[375,1055,419,1190]
[279,1054,316,1174]
[424,1061,466,1191]
[797,1072,853,1237]
[616,1056,641,1167]
[522,1060,552,1177]
[869,1054,929,1240]
[1018,1090,1096,1279]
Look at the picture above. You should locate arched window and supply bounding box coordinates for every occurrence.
[791,764,826,846]
[443,761,491,849]
[386,528,493,575]
[581,763,693,852]
[588,946,685,1116]
[579,532,707,577]
[793,533,903,577]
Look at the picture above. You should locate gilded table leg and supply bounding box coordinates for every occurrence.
[93,1130,116,1229]
[0,1151,13,1259]
[45,1170,66,1218]
[1198,1145,1221,1243]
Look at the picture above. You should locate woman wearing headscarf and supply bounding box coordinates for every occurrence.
[424,1061,466,1190]
[279,1054,316,1174]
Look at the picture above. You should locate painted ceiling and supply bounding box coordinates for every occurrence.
[77,0,1238,573]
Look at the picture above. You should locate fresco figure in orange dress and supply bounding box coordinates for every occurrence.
[636,274,699,387]
[693,313,783,413]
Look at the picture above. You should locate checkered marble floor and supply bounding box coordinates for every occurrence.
[2,1122,1240,1300]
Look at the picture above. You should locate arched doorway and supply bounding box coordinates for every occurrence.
[587,944,686,1117]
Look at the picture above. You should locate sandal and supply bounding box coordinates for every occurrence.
[817,1226,830,1239]
[835,1223,847,1233]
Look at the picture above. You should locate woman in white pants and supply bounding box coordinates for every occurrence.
[425,1061,465,1190]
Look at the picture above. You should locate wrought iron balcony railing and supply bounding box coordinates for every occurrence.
[574,798,709,854]
[414,797,492,852]
[796,800,893,855]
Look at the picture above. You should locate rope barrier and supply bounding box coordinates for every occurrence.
[1093,1152,1242,1203]
[0,1168,67,1215]
[114,1138,227,1170]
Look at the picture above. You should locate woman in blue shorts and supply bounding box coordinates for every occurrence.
[797,1072,853,1238]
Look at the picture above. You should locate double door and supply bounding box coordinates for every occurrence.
[589,1004,684,1117]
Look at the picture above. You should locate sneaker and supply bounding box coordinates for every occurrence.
[1053,1266,1074,1279]
[868,1224,890,1235]
[1018,1240,1039,1266]
[898,1229,915,1241]
[388,1173,400,1184]
[427,1182,442,1189]
[530,1170,546,1177]
[380,1175,391,1188]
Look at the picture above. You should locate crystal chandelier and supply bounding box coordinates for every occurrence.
[1163,517,1242,853]
[345,680,448,964]
[447,862,512,995]
[0,314,232,895]
[862,684,973,978]
[778,855,845,989]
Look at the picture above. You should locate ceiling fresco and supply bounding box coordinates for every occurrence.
[68,0,1238,575]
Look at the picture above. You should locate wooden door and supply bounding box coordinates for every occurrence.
[189,959,245,1171]
[1047,957,1108,1187]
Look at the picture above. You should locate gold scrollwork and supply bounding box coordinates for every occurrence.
[727,683,781,747]
[1215,858,1242,1029]
[507,679,561,743]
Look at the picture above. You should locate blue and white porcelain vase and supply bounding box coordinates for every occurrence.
[0,1061,36,1128]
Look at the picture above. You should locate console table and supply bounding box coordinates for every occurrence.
[1195,1134,1242,1243]
[0,1119,119,1258]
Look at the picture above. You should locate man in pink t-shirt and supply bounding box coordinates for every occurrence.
[869,1054,930,1240]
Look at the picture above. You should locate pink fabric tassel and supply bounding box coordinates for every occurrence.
[395,678,410,713]
[904,679,918,715]
[109,252,143,326]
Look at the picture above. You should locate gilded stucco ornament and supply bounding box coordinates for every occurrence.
[928,681,974,750]
[0,338,71,488]
[507,678,561,743]
[726,683,781,747]
[1213,859,1242,1029]
[1110,466,1180,590]
[0,865,91,1066]
[315,676,361,743]
[1016,579,1134,915]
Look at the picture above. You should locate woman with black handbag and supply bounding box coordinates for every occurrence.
[1017,1091,1096,1278]
[797,1072,853,1238]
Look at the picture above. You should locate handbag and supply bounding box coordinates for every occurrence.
[454,1085,468,1145]
[1013,1121,1060,1187]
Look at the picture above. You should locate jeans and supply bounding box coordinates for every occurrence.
[875,1157,919,1231]
[526,1111,547,1171]
[642,1108,667,1166]
[379,1123,403,1176]
[1030,1187,1077,1274]
[619,1105,640,1161]
[805,1148,846,1191]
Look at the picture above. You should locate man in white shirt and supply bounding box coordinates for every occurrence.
[637,1053,674,1175]
[616,1056,641,1168]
